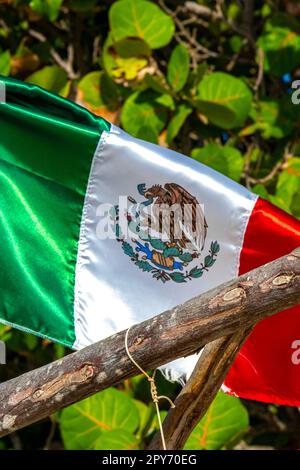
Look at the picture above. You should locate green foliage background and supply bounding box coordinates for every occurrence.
[0,0,300,450]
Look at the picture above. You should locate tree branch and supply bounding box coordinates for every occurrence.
[28,29,78,79]
[246,143,293,186]
[159,0,218,62]
[147,328,252,450]
[0,248,299,437]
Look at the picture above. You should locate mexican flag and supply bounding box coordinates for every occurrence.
[0,76,300,406]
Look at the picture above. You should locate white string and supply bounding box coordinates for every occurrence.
[125,327,175,450]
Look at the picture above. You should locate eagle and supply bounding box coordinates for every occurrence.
[140,183,208,253]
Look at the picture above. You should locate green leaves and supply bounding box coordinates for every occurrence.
[204,254,216,268]
[274,157,300,216]
[178,252,193,263]
[167,44,190,92]
[60,385,169,450]
[254,156,300,218]
[121,90,168,138]
[114,38,151,59]
[211,240,220,255]
[94,430,139,450]
[26,65,68,95]
[169,241,220,283]
[109,0,175,49]
[149,237,167,251]
[122,241,136,258]
[245,100,292,139]
[135,259,153,272]
[258,15,300,76]
[184,392,249,450]
[167,104,192,144]
[192,143,244,182]
[136,126,158,144]
[77,71,119,113]
[60,388,140,450]
[30,0,63,22]
[0,50,10,76]
[102,32,151,82]
[163,246,181,258]
[169,272,186,283]
[188,267,203,279]
[77,72,106,110]
[196,72,252,129]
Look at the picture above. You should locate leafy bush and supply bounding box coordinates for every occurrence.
[0,0,299,450]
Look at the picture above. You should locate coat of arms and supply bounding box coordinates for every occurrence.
[114,183,220,283]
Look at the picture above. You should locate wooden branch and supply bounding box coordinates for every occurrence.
[247,143,292,186]
[0,248,299,437]
[148,328,252,450]
[28,29,78,79]
[159,0,218,59]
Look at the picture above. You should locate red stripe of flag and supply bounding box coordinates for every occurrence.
[225,197,300,406]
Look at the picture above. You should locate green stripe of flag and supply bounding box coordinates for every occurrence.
[0,76,110,346]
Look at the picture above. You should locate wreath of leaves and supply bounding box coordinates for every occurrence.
[114,204,220,283]
[120,237,220,283]
[168,240,220,283]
